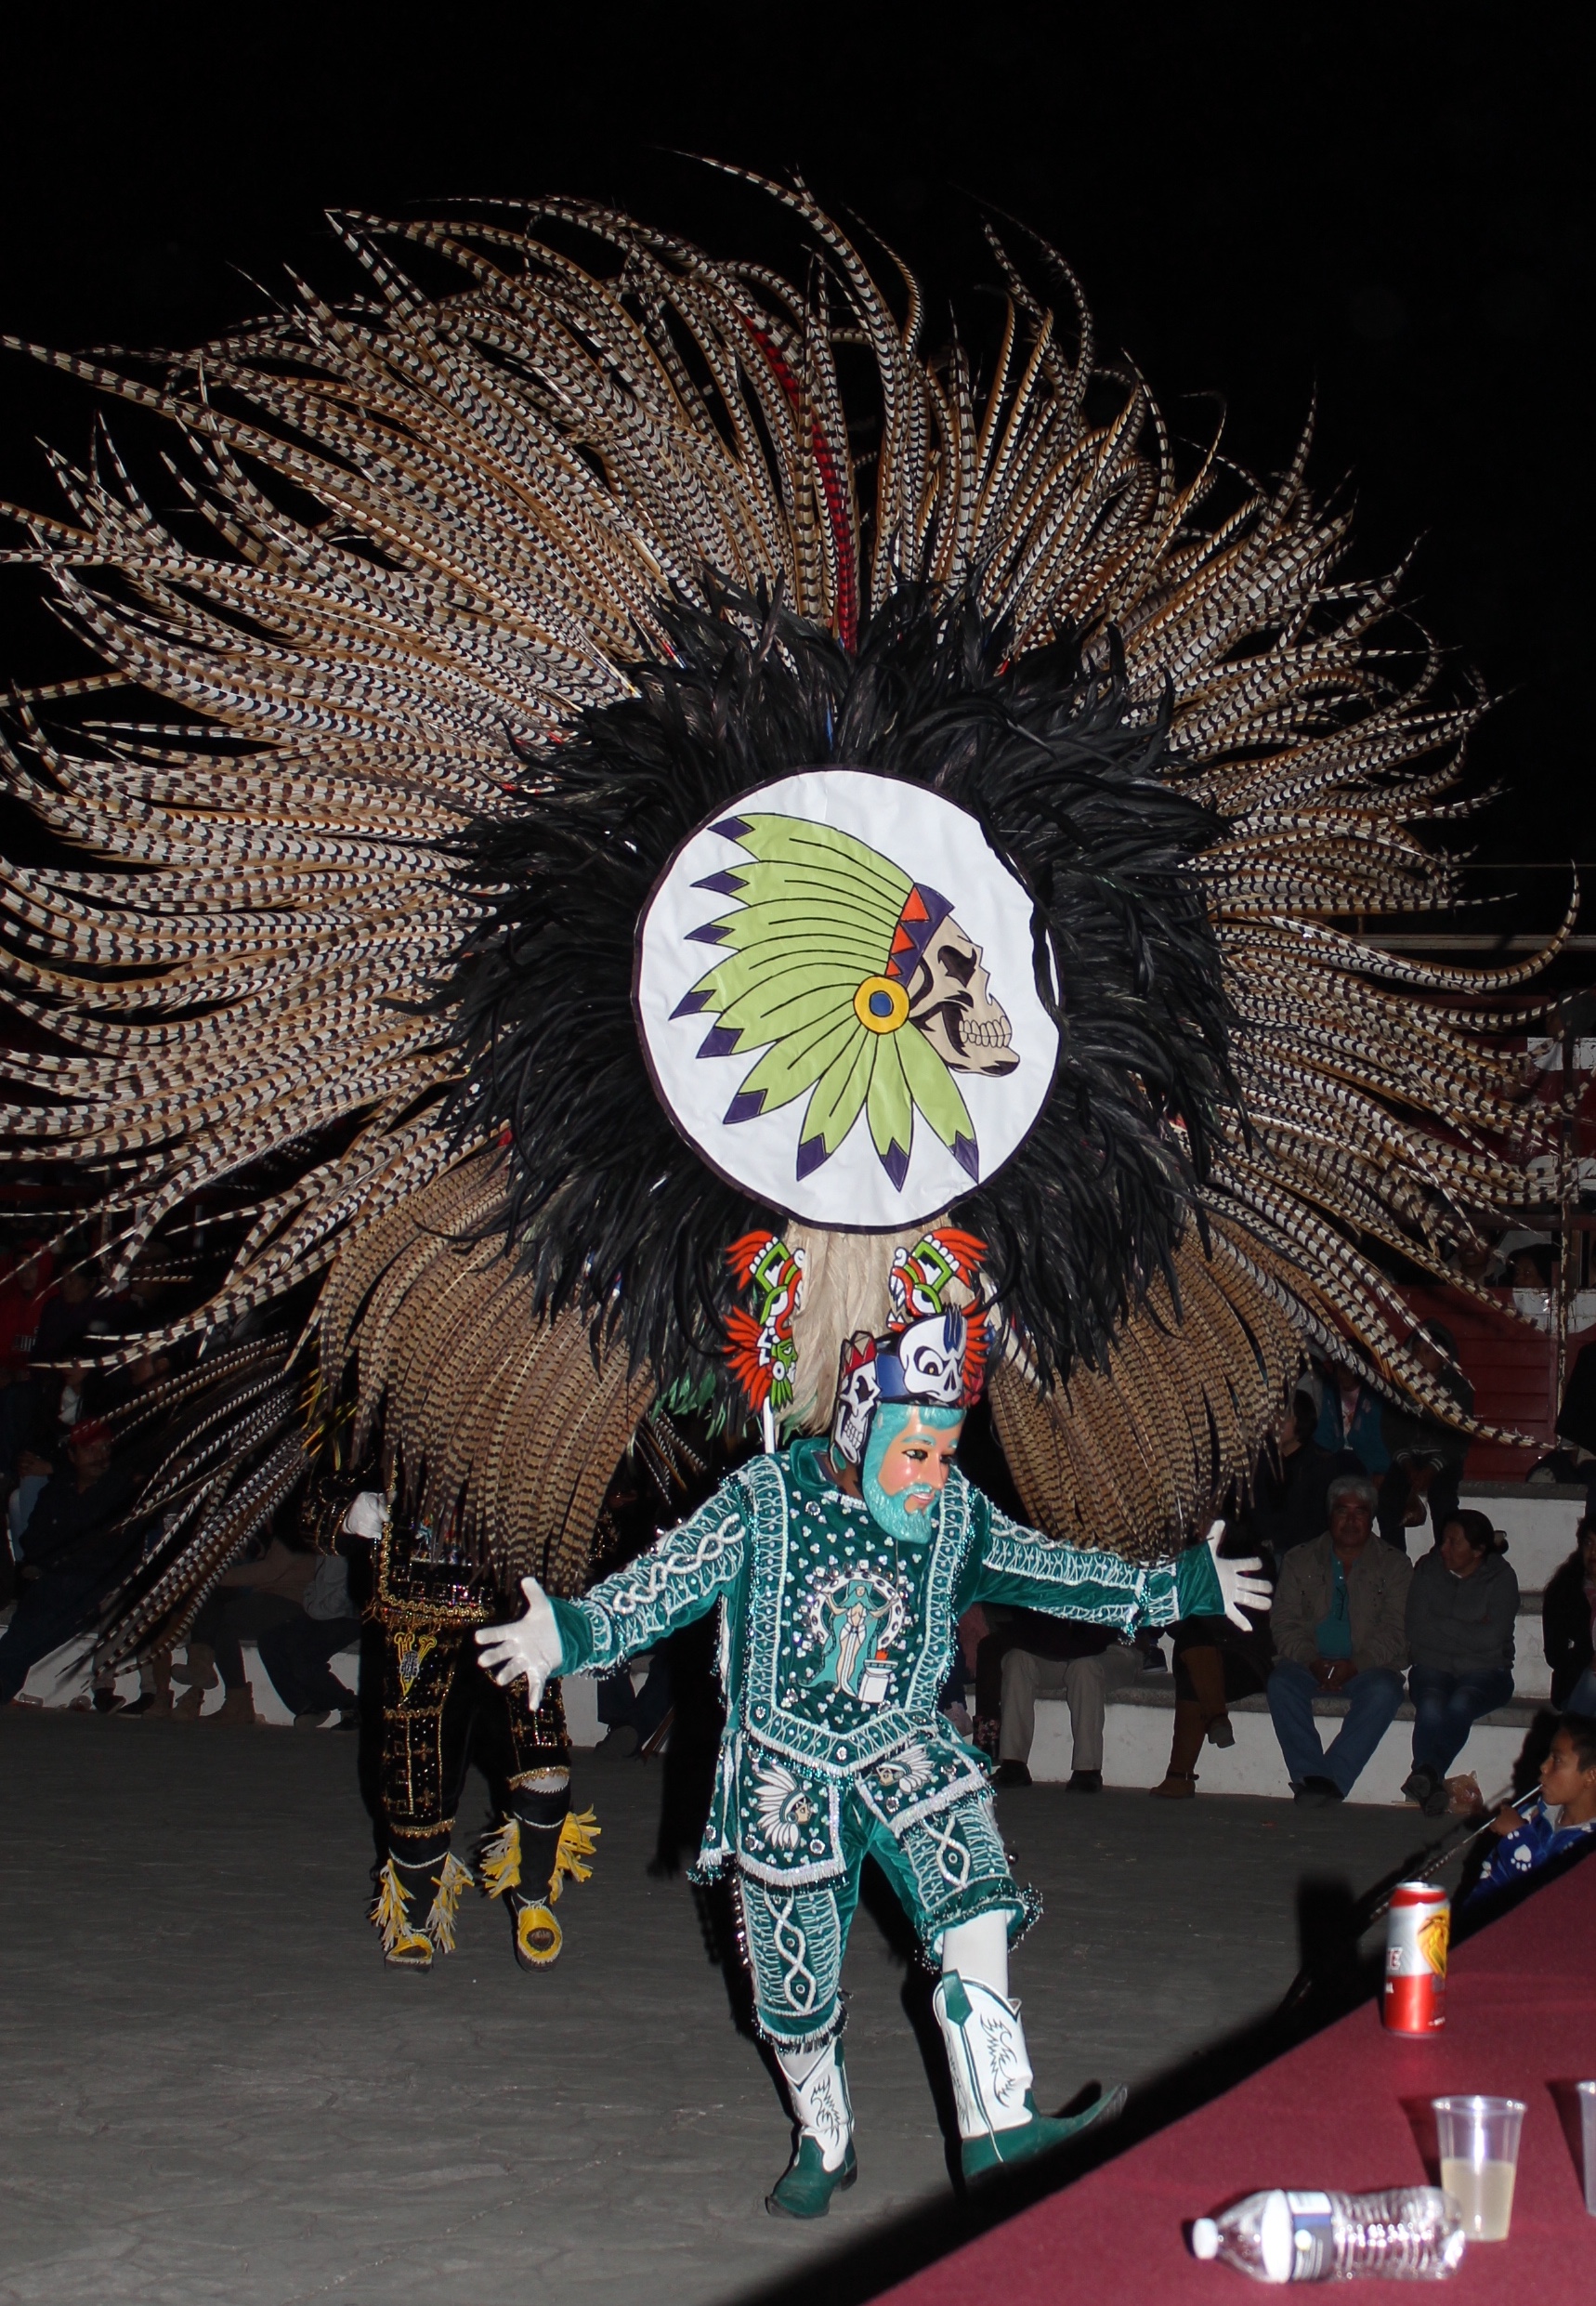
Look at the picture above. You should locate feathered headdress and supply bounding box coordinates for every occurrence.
[0,186,1559,1670]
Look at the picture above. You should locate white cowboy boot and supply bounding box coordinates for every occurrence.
[766,2037,857,2218]
[933,1970,1125,2182]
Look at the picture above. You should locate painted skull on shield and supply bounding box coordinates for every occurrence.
[904,912,1016,1077]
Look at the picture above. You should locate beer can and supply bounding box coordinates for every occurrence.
[1382,1880,1449,2035]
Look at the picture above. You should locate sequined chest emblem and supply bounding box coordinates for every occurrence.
[801,1565,910,1705]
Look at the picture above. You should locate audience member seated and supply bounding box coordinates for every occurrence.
[1401,1508,1517,1815]
[1312,1357,1392,1495]
[1537,1343,1596,1506]
[988,1610,1144,1791]
[1462,1710,1596,1906]
[7,1445,54,1554]
[1498,1231,1554,1294]
[1150,1532,1275,1799]
[0,1242,55,1493]
[1379,1321,1472,1551]
[0,1421,140,1704]
[1542,1513,1596,1714]
[595,1650,674,1755]
[122,1649,175,1719]
[255,1547,361,1727]
[1247,1388,1336,1559]
[32,1259,102,1371]
[173,1533,317,1724]
[975,1605,1105,1751]
[1266,1473,1410,1804]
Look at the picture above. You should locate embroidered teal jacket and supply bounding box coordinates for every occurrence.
[551,1438,1222,1886]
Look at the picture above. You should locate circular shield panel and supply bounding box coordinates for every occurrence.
[634,769,1059,1227]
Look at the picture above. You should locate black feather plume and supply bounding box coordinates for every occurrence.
[438,583,1236,1406]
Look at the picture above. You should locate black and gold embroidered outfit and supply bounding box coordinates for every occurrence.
[367,1511,596,1971]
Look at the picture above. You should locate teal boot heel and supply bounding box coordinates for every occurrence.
[766,2134,858,2217]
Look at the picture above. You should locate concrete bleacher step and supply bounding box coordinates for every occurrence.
[1028,1676,1545,1804]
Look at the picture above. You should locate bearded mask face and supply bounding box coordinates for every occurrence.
[861,1402,965,1544]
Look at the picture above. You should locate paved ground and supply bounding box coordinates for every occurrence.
[0,1709,1468,2306]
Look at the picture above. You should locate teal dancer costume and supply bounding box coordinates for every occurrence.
[555,1437,1219,2022]
[478,1304,1259,2212]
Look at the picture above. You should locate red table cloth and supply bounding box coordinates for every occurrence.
[883,1858,1596,2303]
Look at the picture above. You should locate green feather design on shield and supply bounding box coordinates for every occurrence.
[673,812,978,1188]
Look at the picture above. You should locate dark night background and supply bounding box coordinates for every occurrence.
[1,5,1587,917]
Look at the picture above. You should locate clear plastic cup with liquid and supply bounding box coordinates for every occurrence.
[1432,2096,1526,2241]
[1578,2082,1596,2217]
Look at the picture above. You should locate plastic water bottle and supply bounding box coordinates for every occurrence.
[1189,2189,1465,2282]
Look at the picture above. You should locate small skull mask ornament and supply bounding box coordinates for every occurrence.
[888,1311,966,1406]
[831,1336,883,1465]
[905,917,1017,1076]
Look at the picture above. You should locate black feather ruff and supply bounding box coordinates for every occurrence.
[438,584,1236,1410]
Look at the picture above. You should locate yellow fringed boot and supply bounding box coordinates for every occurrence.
[372,1841,475,1968]
[372,1857,434,1969]
[481,1780,600,1971]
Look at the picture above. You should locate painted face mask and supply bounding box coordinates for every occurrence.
[861,1401,964,1545]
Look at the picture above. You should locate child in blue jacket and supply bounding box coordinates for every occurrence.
[1467,1712,1596,1904]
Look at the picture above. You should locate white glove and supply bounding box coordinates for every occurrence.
[342,1490,387,1541]
[1207,1519,1272,1631]
[474,1575,563,1711]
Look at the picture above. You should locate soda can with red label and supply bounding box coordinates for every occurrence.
[1382,1880,1449,2034]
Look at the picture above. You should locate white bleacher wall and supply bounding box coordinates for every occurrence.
[12,1489,1577,1781]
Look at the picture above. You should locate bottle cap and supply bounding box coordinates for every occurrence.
[1190,2219,1219,2260]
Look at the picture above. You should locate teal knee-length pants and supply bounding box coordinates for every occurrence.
[734,1786,1037,2051]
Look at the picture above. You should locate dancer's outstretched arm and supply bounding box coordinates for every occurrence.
[476,1481,751,1710]
[974,1505,1268,1635]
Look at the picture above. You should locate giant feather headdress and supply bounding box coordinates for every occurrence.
[0,180,1559,1663]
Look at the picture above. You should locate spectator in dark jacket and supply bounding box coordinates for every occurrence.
[1248,1389,1336,1559]
[0,1422,140,1703]
[1266,1473,1410,1803]
[255,1548,361,1727]
[1401,1508,1518,1814]
[1379,1321,1473,1553]
[1313,1360,1392,1485]
[1542,1514,1596,1712]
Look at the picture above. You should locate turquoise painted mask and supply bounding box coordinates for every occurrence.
[861,1401,963,1544]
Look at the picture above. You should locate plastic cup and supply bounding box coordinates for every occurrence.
[1432,2096,1526,2241]
[1579,2082,1596,2217]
